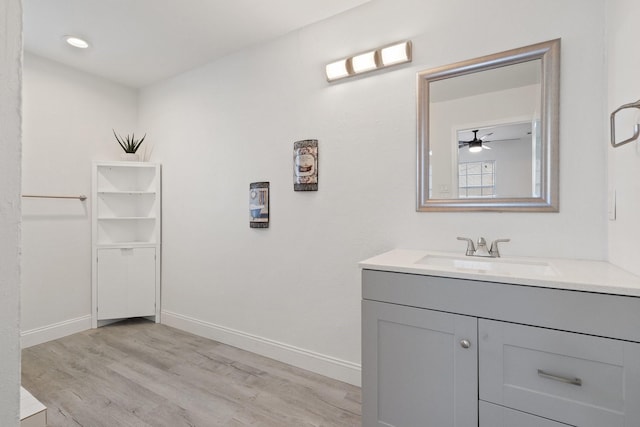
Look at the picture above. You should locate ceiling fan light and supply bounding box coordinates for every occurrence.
[469,142,483,153]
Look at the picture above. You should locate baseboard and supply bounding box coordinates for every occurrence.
[21,315,92,348]
[161,310,361,386]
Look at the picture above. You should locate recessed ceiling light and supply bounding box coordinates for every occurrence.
[64,36,90,49]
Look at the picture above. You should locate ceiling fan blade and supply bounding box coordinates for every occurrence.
[482,145,491,150]
[480,132,494,140]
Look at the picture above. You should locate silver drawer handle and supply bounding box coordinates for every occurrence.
[537,369,582,386]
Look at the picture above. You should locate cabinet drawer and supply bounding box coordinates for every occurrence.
[480,401,573,427]
[479,319,640,427]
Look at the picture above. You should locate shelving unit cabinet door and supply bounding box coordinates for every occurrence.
[126,247,156,317]
[362,300,478,427]
[97,248,156,320]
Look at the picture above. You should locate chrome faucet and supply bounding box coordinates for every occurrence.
[457,237,510,258]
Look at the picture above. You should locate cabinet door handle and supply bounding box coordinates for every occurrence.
[460,339,471,349]
[537,369,582,386]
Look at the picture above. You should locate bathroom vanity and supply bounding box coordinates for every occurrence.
[360,250,640,427]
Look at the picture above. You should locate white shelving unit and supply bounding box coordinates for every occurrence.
[91,161,161,328]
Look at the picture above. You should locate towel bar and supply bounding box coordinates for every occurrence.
[610,99,640,147]
[22,194,87,201]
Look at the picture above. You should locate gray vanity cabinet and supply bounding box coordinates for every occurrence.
[362,300,477,426]
[479,401,571,426]
[362,269,640,427]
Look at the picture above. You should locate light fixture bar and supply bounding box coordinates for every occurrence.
[325,40,412,82]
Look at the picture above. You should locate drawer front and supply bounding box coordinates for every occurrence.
[479,319,640,427]
[480,401,573,427]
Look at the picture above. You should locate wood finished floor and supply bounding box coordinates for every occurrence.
[21,319,361,427]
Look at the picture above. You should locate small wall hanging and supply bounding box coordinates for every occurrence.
[249,182,270,228]
[293,139,318,191]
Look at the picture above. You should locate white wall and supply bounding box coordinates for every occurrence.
[21,53,138,345]
[0,0,22,423]
[606,0,640,276]
[139,0,607,384]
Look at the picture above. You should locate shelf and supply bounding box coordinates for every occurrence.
[92,161,161,328]
[96,242,157,248]
[97,191,156,195]
[98,216,156,220]
[97,192,156,218]
[96,213,156,245]
[96,164,158,192]
[96,162,157,168]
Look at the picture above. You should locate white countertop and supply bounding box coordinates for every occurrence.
[359,249,640,297]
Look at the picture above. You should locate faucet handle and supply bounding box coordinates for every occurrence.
[489,238,511,257]
[457,237,476,256]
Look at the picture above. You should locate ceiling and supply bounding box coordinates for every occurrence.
[23,0,370,88]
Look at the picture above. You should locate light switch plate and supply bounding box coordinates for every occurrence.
[608,189,616,221]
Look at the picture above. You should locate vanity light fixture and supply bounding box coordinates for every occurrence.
[64,35,90,49]
[325,40,412,82]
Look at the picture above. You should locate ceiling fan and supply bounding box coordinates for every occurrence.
[458,130,492,152]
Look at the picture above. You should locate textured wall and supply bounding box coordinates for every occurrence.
[607,0,640,275]
[139,0,607,383]
[21,53,138,339]
[0,0,23,424]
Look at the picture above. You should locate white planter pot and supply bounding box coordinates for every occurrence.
[120,153,140,161]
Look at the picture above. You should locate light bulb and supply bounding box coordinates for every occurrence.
[325,59,350,81]
[351,50,377,73]
[381,42,410,66]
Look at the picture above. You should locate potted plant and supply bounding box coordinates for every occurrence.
[113,129,146,161]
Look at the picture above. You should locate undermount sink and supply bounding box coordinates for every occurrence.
[415,254,557,277]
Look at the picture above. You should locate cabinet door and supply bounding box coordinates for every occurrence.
[126,247,156,317]
[97,248,128,319]
[97,248,156,320]
[480,401,573,427]
[362,300,477,427]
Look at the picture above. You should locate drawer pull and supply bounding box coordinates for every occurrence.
[460,339,471,349]
[537,369,582,386]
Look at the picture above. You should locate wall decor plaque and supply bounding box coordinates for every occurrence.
[293,139,318,191]
[249,182,270,228]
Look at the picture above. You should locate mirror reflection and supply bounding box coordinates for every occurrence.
[417,39,560,212]
[452,121,538,199]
